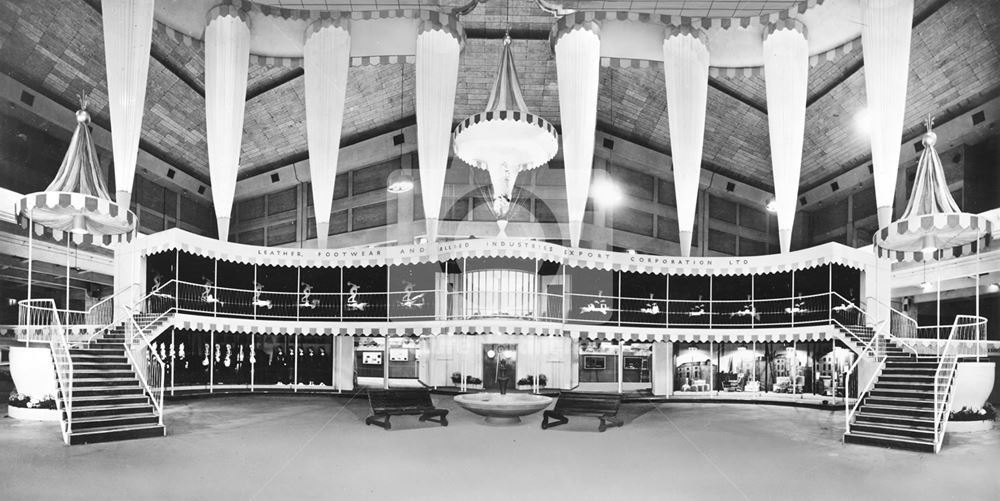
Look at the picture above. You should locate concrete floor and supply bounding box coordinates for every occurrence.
[1,395,998,501]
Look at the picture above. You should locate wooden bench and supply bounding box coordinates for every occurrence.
[541,392,623,432]
[364,389,448,430]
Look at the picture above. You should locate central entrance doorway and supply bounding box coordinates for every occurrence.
[482,344,517,392]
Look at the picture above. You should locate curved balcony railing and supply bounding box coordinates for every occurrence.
[149,280,856,329]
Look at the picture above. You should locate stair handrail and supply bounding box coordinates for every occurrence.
[828,292,878,347]
[123,314,166,426]
[19,299,74,444]
[932,314,988,453]
[863,296,922,358]
[843,319,890,436]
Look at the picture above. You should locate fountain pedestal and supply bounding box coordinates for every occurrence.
[453,393,553,426]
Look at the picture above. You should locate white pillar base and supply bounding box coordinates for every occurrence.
[779,228,792,254]
[217,217,231,242]
[316,221,330,248]
[679,230,693,257]
[877,206,893,229]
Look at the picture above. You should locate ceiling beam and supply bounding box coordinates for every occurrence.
[246,68,304,101]
[708,78,767,115]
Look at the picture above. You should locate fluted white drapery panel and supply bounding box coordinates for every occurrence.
[662,27,710,258]
[862,0,915,228]
[204,7,250,242]
[415,26,461,242]
[763,22,809,254]
[304,20,351,249]
[101,0,154,208]
[555,25,601,248]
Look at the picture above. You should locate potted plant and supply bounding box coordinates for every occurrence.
[451,372,463,386]
[948,403,996,433]
[7,391,60,421]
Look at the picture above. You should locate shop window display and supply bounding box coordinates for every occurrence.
[176,251,218,314]
[254,334,295,386]
[211,332,252,386]
[145,251,177,314]
[215,261,254,318]
[578,341,619,383]
[711,276,752,326]
[355,337,420,384]
[674,343,713,392]
[717,343,763,392]
[621,341,652,383]
[754,272,793,326]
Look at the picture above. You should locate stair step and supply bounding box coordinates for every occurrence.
[73,369,135,377]
[66,403,153,418]
[70,394,151,407]
[854,412,936,428]
[870,389,935,399]
[71,412,160,430]
[844,431,935,453]
[860,404,937,417]
[72,386,145,397]
[850,422,936,440]
[876,382,936,391]
[74,363,132,371]
[864,396,936,408]
[74,377,140,387]
[68,424,164,445]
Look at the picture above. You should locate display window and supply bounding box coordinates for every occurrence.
[754,272,793,326]
[711,276,753,326]
[255,265,299,319]
[536,260,564,322]
[674,343,714,392]
[176,251,219,314]
[462,257,537,319]
[342,266,388,320]
[619,272,666,327]
[388,264,436,321]
[578,340,619,383]
[145,251,177,314]
[668,275,710,326]
[621,341,652,384]
[296,266,341,319]
[354,337,421,386]
[172,330,211,387]
[215,261,254,318]
[211,332,252,386]
[716,343,763,392]
[253,334,295,385]
[567,267,617,325]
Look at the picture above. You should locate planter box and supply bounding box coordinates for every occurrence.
[947,420,995,434]
[8,405,61,422]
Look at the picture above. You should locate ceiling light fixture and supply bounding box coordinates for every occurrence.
[765,199,778,213]
[987,283,999,293]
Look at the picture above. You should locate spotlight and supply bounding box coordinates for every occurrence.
[855,108,872,134]
[920,281,933,291]
[386,170,414,194]
[765,199,778,213]
[987,283,999,293]
[592,176,623,208]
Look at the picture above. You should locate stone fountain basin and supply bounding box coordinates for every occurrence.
[453,393,554,425]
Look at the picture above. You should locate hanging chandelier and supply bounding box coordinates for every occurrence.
[452,33,559,237]
[874,116,991,261]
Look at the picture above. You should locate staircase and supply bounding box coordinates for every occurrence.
[59,315,171,445]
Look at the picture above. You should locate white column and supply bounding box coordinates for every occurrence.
[303,19,351,249]
[204,5,251,241]
[762,20,809,254]
[662,26,710,258]
[862,0,915,227]
[101,0,155,208]
[415,22,463,242]
[553,22,601,248]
